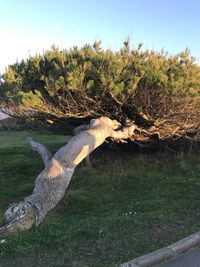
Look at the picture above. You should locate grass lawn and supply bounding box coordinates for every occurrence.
[0,130,200,267]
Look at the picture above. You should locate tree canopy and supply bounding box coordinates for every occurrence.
[1,41,200,145]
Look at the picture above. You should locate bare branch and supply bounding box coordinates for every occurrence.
[110,124,136,140]
[27,137,53,167]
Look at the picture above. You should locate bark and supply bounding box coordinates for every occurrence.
[0,117,135,237]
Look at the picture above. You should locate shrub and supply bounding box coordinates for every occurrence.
[1,41,200,143]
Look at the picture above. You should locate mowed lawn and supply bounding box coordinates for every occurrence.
[0,130,200,267]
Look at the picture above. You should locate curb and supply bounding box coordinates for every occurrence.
[120,231,200,267]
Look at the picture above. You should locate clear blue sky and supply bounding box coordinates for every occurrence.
[0,0,199,73]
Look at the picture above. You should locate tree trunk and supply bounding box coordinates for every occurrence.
[0,117,135,237]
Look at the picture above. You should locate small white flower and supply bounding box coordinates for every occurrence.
[0,239,6,244]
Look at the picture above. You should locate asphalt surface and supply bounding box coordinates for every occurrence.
[158,246,200,267]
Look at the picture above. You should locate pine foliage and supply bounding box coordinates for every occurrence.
[1,41,200,142]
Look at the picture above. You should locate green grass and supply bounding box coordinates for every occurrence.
[0,130,200,267]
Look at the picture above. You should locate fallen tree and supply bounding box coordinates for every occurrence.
[0,117,135,237]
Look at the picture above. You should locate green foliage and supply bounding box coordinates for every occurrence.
[1,42,199,110]
[0,41,200,140]
[17,90,43,108]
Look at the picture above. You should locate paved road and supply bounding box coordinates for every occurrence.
[158,246,200,267]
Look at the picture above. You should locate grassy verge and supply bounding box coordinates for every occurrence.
[0,130,200,267]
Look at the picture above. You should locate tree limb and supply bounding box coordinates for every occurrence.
[27,137,53,167]
[0,117,135,237]
[110,125,136,140]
